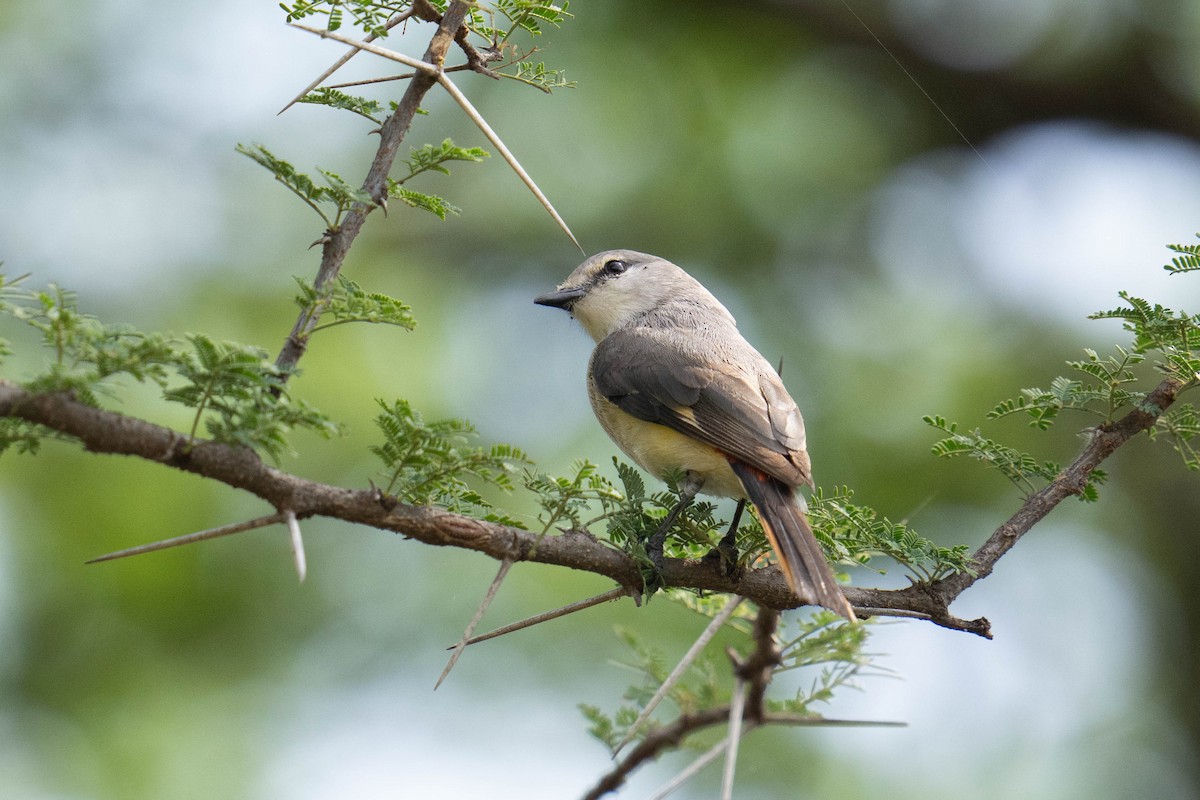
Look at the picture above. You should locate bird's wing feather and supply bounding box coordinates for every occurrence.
[592,326,810,486]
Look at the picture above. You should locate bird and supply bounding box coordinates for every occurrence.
[535,249,853,619]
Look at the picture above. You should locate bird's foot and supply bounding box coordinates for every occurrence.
[701,499,744,580]
[701,534,740,580]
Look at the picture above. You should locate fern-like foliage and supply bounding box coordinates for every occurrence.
[0,275,340,461]
[240,136,485,228]
[3,280,177,405]
[1164,233,1200,275]
[923,414,1107,499]
[927,241,1200,485]
[279,0,404,36]
[505,60,575,93]
[299,87,387,123]
[987,347,1147,430]
[163,334,339,459]
[808,486,973,581]
[237,143,374,230]
[383,139,490,219]
[1090,291,1200,384]
[767,610,878,713]
[402,139,490,178]
[370,398,528,523]
[1149,404,1200,470]
[468,0,573,44]
[294,276,415,333]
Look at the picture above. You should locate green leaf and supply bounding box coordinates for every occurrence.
[924,415,1067,496]
[165,334,339,460]
[401,139,489,179]
[504,61,576,93]
[371,399,528,519]
[280,0,396,37]
[810,485,975,580]
[294,276,416,332]
[1164,235,1200,274]
[387,187,460,219]
[300,88,386,123]
[1151,403,1200,470]
[237,143,374,228]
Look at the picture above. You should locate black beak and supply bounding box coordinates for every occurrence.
[534,287,585,310]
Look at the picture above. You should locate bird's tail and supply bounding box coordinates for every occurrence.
[729,461,854,620]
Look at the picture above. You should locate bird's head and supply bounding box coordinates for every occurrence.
[535,250,728,341]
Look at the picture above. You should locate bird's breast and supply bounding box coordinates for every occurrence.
[587,389,746,500]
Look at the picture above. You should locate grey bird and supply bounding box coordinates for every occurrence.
[535,250,853,619]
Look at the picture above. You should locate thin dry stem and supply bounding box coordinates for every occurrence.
[436,558,514,689]
[86,512,287,564]
[645,734,734,800]
[613,596,745,755]
[457,586,629,648]
[278,10,414,114]
[720,679,748,800]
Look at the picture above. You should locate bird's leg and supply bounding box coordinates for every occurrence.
[646,473,702,576]
[717,499,745,577]
[701,499,745,578]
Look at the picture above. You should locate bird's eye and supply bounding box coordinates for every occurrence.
[603,259,628,275]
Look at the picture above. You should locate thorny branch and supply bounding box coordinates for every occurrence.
[0,375,1186,639]
[274,1,475,378]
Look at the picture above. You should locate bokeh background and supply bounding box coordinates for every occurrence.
[1,1,1198,797]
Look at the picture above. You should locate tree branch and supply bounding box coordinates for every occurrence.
[0,375,1185,639]
[274,1,473,377]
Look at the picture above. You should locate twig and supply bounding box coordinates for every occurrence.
[278,9,414,114]
[645,734,734,800]
[455,586,628,648]
[737,606,782,721]
[285,509,307,582]
[289,23,583,253]
[86,512,287,564]
[720,679,748,800]
[759,712,906,728]
[613,595,745,755]
[583,707,732,800]
[436,558,514,689]
[936,377,1186,603]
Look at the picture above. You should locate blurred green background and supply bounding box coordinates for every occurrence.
[1,1,1198,797]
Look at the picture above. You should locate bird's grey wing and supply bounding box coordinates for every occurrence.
[591,327,810,486]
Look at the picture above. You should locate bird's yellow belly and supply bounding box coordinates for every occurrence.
[591,397,746,499]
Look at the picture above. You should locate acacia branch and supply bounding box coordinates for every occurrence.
[274,1,473,377]
[0,375,1185,638]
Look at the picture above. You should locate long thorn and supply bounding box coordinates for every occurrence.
[86,513,287,564]
[435,558,514,690]
[720,680,748,800]
[285,509,307,582]
[453,586,628,649]
[278,11,413,114]
[435,73,583,253]
[325,62,473,91]
[289,23,584,253]
[613,595,746,755]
